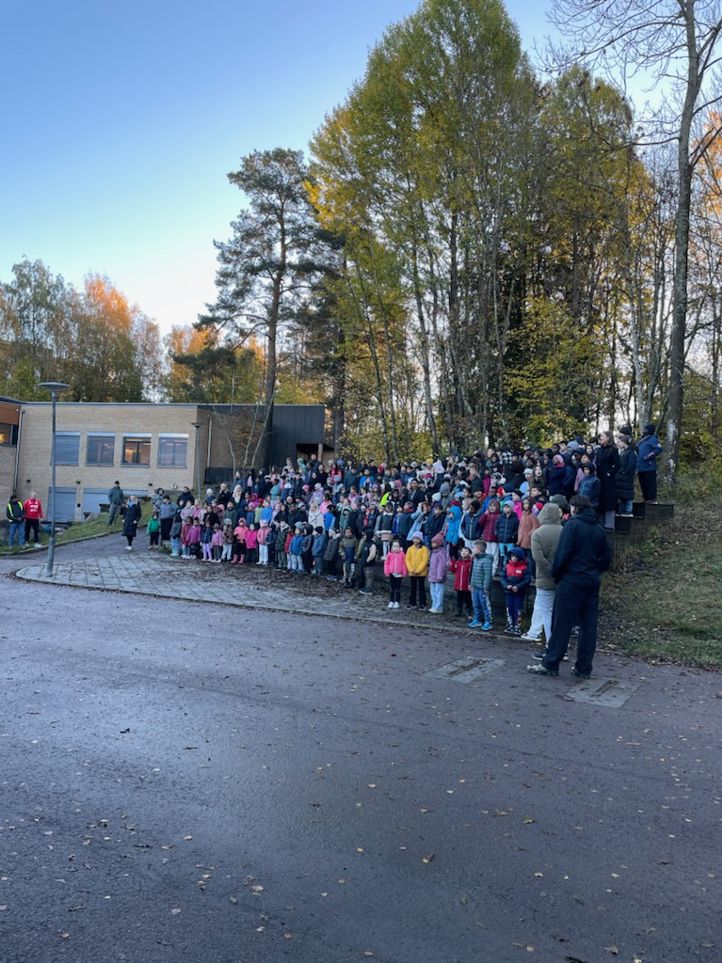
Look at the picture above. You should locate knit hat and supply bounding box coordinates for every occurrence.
[553,454,565,467]
[503,501,514,510]
[431,533,444,547]
[412,532,424,541]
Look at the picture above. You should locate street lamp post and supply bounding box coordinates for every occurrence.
[191,422,202,502]
[38,381,70,577]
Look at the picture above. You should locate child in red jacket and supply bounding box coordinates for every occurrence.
[449,545,473,617]
[499,546,531,636]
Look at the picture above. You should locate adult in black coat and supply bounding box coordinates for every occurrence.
[122,496,142,550]
[614,435,636,513]
[528,495,612,679]
[595,431,620,528]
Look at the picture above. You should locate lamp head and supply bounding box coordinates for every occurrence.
[38,381,70,394]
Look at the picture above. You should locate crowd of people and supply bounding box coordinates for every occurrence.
[127,424,659,675]
[5,425,662,678]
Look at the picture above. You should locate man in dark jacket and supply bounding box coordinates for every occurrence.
[6,494,25,546]
[527,495,612,680]
[637,423,663,502]
[107,482,125,525]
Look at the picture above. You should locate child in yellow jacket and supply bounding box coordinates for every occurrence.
[405,532,430,610]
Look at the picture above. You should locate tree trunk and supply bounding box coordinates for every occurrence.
[260,223,286,469]
[411,235,440,455]
[666,7,699,484]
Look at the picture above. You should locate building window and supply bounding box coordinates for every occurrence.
[86,433,115,466]
[55,431,81,465]
[157,434,188,468]
[122,435,151,466]
[0,422,18,446]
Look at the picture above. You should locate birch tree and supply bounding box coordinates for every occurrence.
[549,0,722,480]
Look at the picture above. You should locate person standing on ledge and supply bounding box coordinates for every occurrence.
[107,481,125,525]
[636,423,663,503]
[527,494,612,680]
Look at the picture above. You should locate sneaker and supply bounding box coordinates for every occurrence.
[126,545,132,551]
[521,634,541,643]
[393,601,400,609]
[481,622,492,631]
[468,620,482,628]
[532,650,546,660]
[570,668,591,680]
[504,626,515,635]
[388,601,394,609]
[34,542,41,548]
[527,663,558,676]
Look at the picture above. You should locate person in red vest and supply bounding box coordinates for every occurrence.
[23,491,43,547]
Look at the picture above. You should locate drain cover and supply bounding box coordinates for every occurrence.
[565,678,639,708]
[424,657,505,683]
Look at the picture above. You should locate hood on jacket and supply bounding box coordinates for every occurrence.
[537,503,562,525]
[507,546,527,561]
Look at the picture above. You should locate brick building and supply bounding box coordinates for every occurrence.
[0,396,22,505]
[10,402,328,522]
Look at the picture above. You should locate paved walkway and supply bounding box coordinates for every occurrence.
[16,553,483,633]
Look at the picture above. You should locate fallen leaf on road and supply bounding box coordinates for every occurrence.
[171,908,181,915]
[183,835,193,841]
[283,932,294,940]
[606,947,619,956]
[422,853,435,864]
[229,895,238,905]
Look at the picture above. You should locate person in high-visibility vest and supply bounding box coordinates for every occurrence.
[5,495,25,547]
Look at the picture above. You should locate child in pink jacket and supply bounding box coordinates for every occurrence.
[186,521,201,559]
[245,523,259,565]
[211,524,223,562]
[383,539,407,609]
[257,520,269,566]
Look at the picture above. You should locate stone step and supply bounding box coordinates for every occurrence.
[644,502,675,524]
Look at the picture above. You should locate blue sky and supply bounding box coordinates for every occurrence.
[0,0,551,336]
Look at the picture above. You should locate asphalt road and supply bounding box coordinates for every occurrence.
[1,533,720,963]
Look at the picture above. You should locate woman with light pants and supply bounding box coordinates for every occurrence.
[522,503,562,644]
